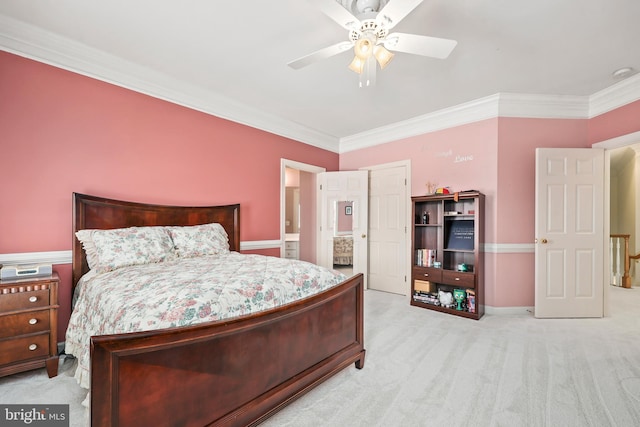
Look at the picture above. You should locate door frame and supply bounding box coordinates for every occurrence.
[359,160,412,298]
[280,159,325,261]
[593,130,640,316]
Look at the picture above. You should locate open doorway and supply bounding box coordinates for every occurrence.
[280,159,325,263]
[594,130,640,316]
[608,142,640,288]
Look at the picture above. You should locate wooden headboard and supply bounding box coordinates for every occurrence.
[72,193,240,290]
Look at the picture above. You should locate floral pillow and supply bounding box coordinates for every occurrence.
[76,226,175,273]
[166,223,230,258]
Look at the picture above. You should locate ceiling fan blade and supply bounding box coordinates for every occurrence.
[312,0,361,31]
[383,33,457,59]
[376,0,424,30]
[288,41,354,70]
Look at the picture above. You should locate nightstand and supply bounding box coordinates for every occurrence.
[0,273,59,378]
[285,240,299,259]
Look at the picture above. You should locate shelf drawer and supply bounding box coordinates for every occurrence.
[413,267,442,282]
[0,289,49,312]
[442,270,475,288]
[0,333,50,365]
[0,310,50,339]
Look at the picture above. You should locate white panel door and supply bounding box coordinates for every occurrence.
[368,165,408,295]
[318,171,369,285]
[535,148,604,318]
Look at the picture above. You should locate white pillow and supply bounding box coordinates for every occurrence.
[166,223,230,258]
[76,226,175,273]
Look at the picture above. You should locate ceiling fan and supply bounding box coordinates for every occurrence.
[288,0,458,87]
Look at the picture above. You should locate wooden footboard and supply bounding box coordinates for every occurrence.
[90,273,365,427]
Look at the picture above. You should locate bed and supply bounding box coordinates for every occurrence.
[333,236,353,266]
[68,193,365,427]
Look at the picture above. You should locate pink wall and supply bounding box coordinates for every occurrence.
[0,51,339,337]
[3,48,640,332]
[492,118,590,306]
[341,116,598,308]
[588,100,640,144]
[341,119,499,237]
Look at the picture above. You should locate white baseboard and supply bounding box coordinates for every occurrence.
[485,305,535,316]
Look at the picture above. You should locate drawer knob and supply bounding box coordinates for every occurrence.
[424,274,429,277]
[29,318,38,325]
[28,344,38,351]
[455,277,460,281]
[29,296,38,303]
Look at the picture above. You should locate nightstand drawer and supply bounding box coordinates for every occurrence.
[285,249,298,258]
[0,333,50,365]
[285,241,298,250]
[0,289,49,312]
[0,310,50,339]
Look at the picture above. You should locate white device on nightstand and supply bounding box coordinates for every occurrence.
[0,264,53,281]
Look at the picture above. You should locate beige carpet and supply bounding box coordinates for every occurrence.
[2,286,640,426]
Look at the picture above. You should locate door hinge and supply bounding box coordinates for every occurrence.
[319,184,323,190]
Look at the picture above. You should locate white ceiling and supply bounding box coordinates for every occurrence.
[1,0,639,153]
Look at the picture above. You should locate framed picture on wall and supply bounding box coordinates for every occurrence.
[345,206,352,215]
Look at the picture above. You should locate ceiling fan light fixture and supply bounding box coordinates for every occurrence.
[348,55,365,74]
[354,37,374,60]
[373,45,394,69]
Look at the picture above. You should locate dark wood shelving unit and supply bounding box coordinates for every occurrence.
[411,192,485,320]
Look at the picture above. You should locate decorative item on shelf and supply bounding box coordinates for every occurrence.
[435,187,452,194]
[422,211,429,224]
[457,263,469,272]
[433,261,442,268]
[453,289,466,311]
[426,181,438,194]
[438,290,454,308]
[466,290,476,313]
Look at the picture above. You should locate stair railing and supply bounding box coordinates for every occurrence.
[610,234,635,288]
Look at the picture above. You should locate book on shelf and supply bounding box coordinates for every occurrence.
[414,249,436,267]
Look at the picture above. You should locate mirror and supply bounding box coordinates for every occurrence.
[285,186,300,233]
[332,200,354,271]
[334,200,353,237]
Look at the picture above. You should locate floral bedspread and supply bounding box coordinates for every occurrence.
[64,252,346,389]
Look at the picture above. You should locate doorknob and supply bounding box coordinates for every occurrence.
[361,234,367,238]
[539,238,548,244]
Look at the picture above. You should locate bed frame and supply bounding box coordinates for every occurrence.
[72,193,365,427]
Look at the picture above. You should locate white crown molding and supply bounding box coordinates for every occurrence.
[2,14,640,155]
[339,93,595,153]
[339,94,501,153]
[0,14,340,153]
[589,72,640,118]
[497,93,589,118]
